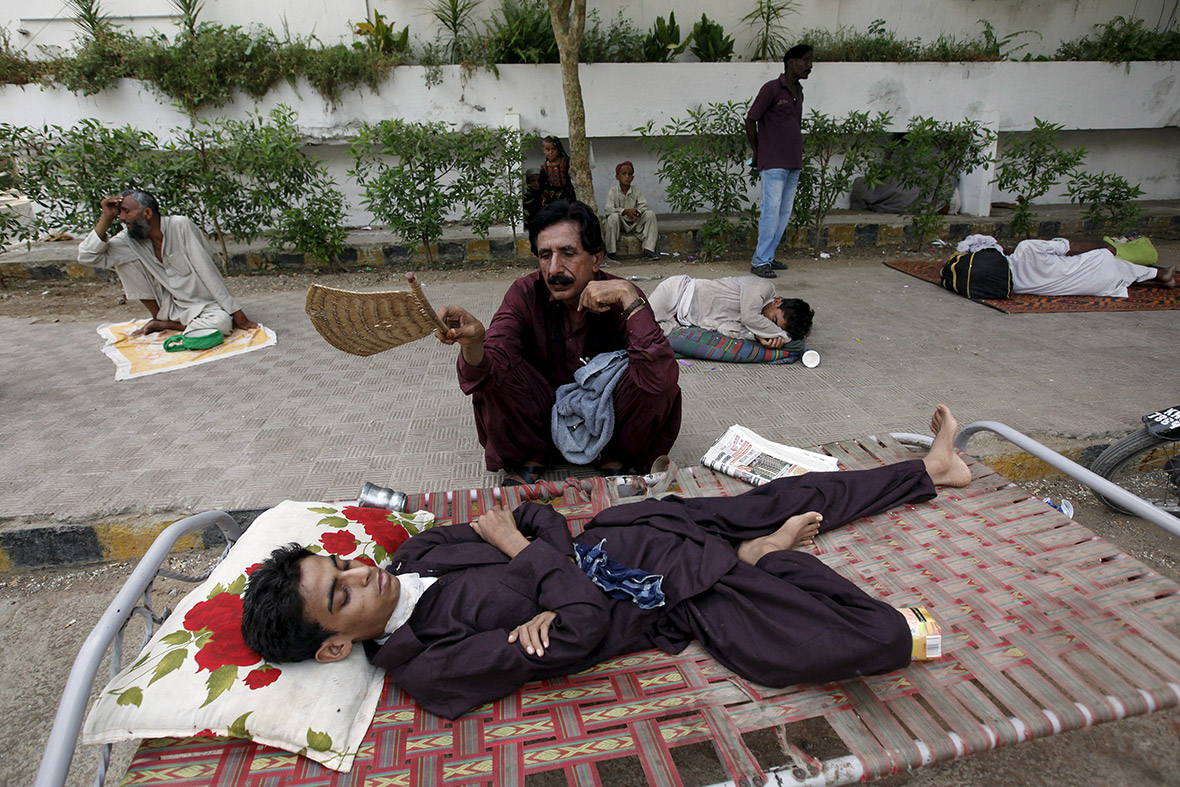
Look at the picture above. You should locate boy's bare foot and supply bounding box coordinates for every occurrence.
[922,404,972,487]
[737,512,822,566]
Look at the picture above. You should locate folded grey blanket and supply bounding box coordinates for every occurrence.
[551,350,629,464]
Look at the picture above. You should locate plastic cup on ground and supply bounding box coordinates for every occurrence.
[801,349,820,368]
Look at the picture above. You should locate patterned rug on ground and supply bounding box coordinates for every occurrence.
[884,258,1180,313]
[120,437,1180,786]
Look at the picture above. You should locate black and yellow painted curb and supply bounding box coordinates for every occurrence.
[0,509,263,574]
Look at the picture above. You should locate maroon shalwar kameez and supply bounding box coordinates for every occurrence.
[368,460,935,719]
[457,270,681,472]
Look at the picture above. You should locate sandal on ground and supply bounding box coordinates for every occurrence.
[502,463,546,486]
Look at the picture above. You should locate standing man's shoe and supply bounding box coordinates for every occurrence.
[769,260,789,270]
[751,264,776,278]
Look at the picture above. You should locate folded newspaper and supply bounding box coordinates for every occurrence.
[701,425,839,486]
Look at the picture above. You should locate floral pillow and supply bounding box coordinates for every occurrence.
[82,500,436,773]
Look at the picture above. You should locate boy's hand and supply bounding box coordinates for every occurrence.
[508,610,556,656]
[472,505,529,558]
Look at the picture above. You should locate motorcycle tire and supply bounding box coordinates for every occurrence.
[1089,428,1180,516]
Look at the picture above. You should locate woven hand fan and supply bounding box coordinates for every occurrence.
[305,273,449,356]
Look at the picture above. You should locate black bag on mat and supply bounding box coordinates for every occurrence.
[939,248,1012,299]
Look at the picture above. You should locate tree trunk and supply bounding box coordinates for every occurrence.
[546,0,596,214]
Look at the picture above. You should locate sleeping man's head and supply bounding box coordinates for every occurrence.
[241,543,401,664]
[761,297,815,340]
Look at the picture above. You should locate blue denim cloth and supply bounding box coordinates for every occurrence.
[574,539,665,609]
[551,350,629,464]
[753,167,801,266]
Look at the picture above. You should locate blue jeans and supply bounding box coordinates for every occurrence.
[752,167,800,267]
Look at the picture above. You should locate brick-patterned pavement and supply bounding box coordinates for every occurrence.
[1,257,1176,532]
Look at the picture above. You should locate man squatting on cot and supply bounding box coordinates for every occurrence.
[241,405,972,720]
[77,190,256,337]
[428,199,682,486]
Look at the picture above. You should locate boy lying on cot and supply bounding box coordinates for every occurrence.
[242,406,971,720]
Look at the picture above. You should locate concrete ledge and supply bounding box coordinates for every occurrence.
[3,204,1177,281]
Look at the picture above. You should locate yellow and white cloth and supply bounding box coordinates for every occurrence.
[97,319,276,380]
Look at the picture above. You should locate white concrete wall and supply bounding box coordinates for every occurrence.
[5,0,1174,59]
[3,61,1177,224]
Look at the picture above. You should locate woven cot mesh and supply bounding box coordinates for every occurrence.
[122,435,1180,786]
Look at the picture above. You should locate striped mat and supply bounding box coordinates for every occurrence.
[120,436,1180,786]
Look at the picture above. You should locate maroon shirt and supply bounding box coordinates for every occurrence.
[457,270,677,399]
[746,74,804,170]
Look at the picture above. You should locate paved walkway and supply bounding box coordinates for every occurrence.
[2,232,1178,569]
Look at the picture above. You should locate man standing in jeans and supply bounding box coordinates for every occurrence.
[746,44,813,279]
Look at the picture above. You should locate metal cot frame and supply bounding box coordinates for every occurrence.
[34,422,1180,787]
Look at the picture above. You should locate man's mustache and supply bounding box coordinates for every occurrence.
[547,274,576,287]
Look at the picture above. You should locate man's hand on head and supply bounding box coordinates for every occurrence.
[507,610,556,656]
[472,505,530,558]
[758,335,785,349]
[95,195,122,238]
[100,195,121,220]
[578,280,639,313]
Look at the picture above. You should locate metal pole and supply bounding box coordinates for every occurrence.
[35,511,240,787]
[953,420,1180,539]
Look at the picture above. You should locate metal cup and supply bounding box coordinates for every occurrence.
[357,482,408,512]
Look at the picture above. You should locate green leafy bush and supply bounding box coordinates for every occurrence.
[428,0,482,64]
[639,101,754,257]
[994,118,1088,238]
[350,120,469,263]
[643,12,691,62]
[742,0,798,62]
[456,126,537,242]
[480,0,559,64]
[880,116,995,246]
[790,110,892,250]
[0,109,347,263]
[581,11,647,63]
[690,15,735,62]
[798,19,1024,62]
[1057,16,1180,62]
[0,29,53,85]
[1066,170,1145,234]
[135,24,284,113]
[353,9,411,56]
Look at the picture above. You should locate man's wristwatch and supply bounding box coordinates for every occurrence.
[622,295,647,320]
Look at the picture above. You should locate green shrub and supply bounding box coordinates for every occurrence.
[643,12,691,62]
[741,0,799,62]
[1057,16,1180,62]
[581,10,647,63]
[639,101,754,257]
[481,0,559,64]
[135,24,284,113]
[994,118,1088,238]
[1066,170,1145,234]
[0,29,52,85]
[798,19,1026,62]
[351,120,470,264]
[428,0,482,65]
[880,116,995,246]
[790,110,892,250]
[689,15,734,63]
[353,9,411,56]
